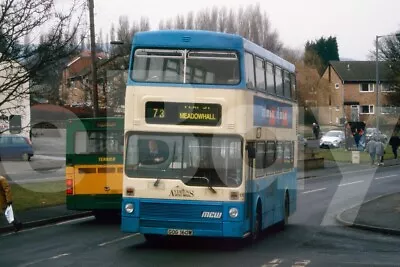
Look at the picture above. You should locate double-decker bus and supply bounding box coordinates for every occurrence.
[121,30,298,242]
[66,117,124,220]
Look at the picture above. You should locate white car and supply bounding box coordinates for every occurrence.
[319,130,345,148]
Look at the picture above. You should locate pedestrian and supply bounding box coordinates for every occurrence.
[0,175,22,232]
[374,136,385,166]
[366,137,376,165]
[312,122,320,140]
[389,134,400,159]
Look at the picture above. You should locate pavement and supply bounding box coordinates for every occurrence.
[337,192,400,235]
[0,205,91,233]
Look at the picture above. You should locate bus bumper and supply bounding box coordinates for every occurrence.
[121,198,248,238]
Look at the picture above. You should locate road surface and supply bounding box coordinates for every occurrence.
[1,164,400,266]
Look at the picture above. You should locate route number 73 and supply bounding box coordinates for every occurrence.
[153,108,165,118]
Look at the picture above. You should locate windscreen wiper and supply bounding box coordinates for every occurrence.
[191,176,217,194]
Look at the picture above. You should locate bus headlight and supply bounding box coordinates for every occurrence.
[229,208,239,218]
[125,203,134,214]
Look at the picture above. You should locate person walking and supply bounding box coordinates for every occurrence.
[0,175,22,232]
[389,134,400,160]
[366,137,376,165]
[374,136,385,166]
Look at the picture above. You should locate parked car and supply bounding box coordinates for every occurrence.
[319,130,345,149]
[0,134,34,161]
[365,128,388,143]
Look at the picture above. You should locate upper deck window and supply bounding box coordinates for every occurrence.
[131,49,240,85]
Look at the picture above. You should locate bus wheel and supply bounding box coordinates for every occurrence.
[252,204,262,242]
[278,193,289,230]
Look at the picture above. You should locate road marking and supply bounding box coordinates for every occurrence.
[50,253,70,259]
[302,188,326,194]
[298,164,400,180]
[261,258,283,267]
[98,233,139,247]
[56,216,94,225]
[375,174,398,180]
[338,180,364,187]
[20,253,71,266]
[292,260,311,267]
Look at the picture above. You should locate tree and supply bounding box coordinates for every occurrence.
[305,36,340,75]
[0,0,87,110]
[377,33,400,106]
[159,4,283,54]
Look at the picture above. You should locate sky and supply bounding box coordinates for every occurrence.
[62,0,400,60]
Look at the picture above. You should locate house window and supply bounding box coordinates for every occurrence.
[360,83,374,92]
[381,83,395,92]
[336,106,340,111]
[381,105,398,114]
[360,105,374,114]
[335,83,340,89]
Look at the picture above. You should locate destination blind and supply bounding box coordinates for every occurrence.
[145,101,221,126]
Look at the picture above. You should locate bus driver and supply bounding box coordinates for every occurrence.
[143,140,165,164]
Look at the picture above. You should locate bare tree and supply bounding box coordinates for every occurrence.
[0,0,86,113]
[174,14,185,29]
[165,18,173,29]
[210,6,219,31]
[158,19,165,30]
[225,8,236,34]
[139,17,150,32]
[186,11,194,30]
[195,8,211,30]
[218,6,228,33]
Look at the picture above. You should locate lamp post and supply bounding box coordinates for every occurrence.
[376,33,400,131]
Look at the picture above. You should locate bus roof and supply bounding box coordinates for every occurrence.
[132,30,295,72]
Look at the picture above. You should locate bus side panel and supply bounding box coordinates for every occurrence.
[67,194,121,211]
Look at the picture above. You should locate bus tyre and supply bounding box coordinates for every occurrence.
[252,204,262,242]
[278,193,289,230]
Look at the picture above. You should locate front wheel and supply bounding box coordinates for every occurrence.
[278,193,289,230]
[251,206,262,242]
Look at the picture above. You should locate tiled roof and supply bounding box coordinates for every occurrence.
[329,61,393,82]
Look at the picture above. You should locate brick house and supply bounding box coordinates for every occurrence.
[319,61,397,127]
[59,50,107,106]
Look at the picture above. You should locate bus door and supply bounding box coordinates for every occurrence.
[103,133,124,195]
[245,142,256,233]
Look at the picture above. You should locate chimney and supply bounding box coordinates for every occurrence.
[347,64,350,71]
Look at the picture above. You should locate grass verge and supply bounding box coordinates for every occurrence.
[317,146,396,163]
[10,181,65,211]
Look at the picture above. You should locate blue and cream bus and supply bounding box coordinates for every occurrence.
[121,30,298,242]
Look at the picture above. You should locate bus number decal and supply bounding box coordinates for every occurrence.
[153,108,165,118]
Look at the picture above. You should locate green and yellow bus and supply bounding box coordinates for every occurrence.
[66,117,124,219]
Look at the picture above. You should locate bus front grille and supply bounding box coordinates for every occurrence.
[139,201,223,221]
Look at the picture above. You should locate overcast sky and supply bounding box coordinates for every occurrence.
[83,0,400,60]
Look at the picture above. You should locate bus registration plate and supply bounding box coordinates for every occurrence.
[167,229,193,236]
